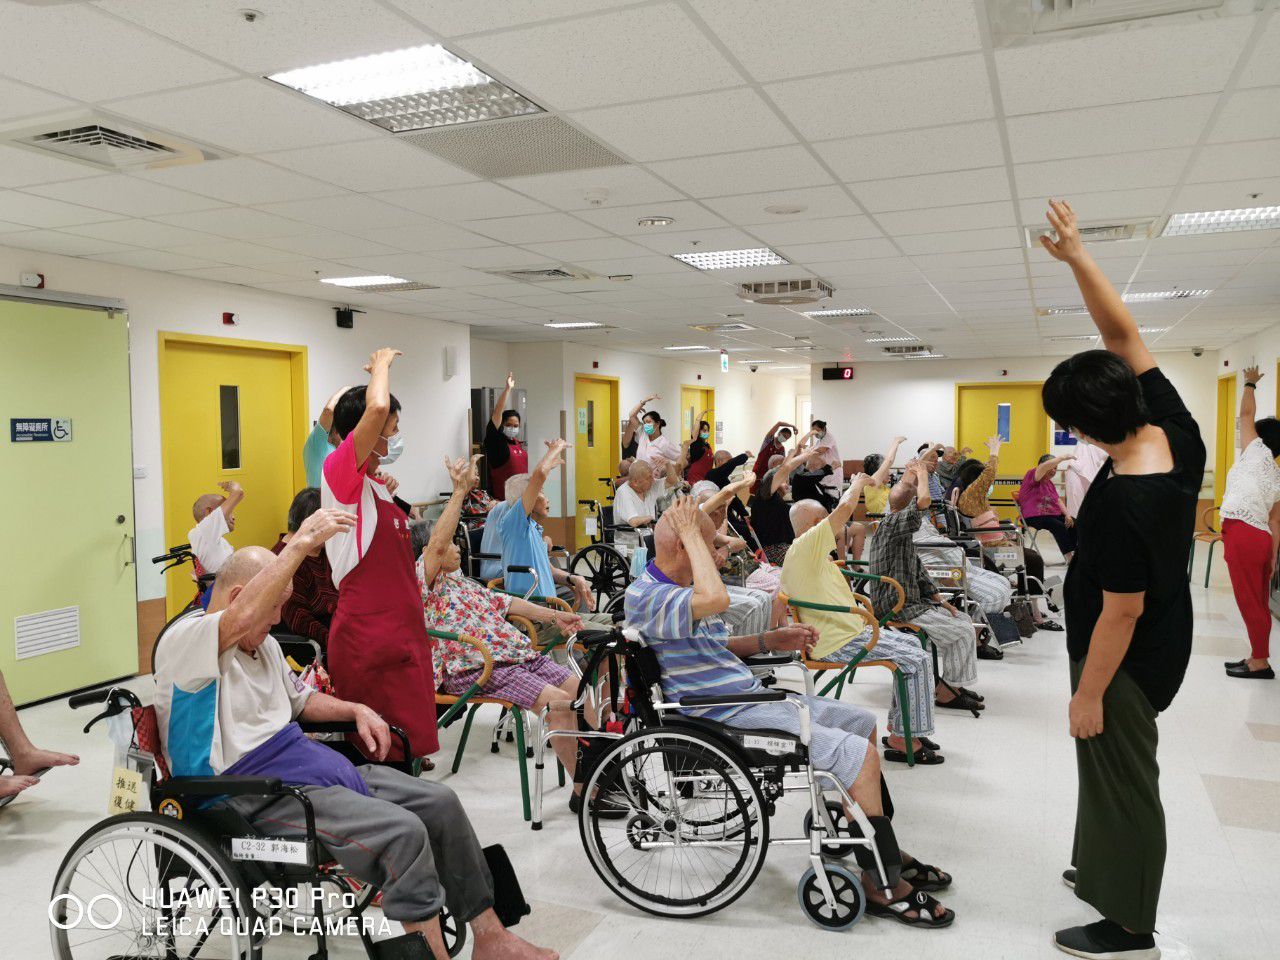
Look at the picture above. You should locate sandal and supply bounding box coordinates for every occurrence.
[882,735,940,752]
[1037,619,1064,632]
[936,693,984,712]
[900,860,952,892]
[883,746,944,765]
[865,888,955,928]
[957,687,984,702]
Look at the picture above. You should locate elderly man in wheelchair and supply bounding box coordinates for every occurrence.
[617,496,955,928]
[134,507,556,960]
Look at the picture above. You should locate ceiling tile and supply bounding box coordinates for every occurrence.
[110,79,379,154]
[98,0,432,73]
[569,254,692,277]
[254,231,405,260]
[647,145,834,198]
[262,139,477,193]
[1171,176,1280,212]
[428,246,552,270]
[257,194,429,232]
[166,239,321,266]
[1006,95,1218,164]
[85,249,223,271]
[173,265,301,286]
[501,165,683,210]
[373,182,551,221]
[1014,149,1192,198]
[849,167,1012,214]
[896,226,1021,256]
[0,145,107,189]
[1238,13,1280,89]
[573,200,728,235]
[629,226,763,256]
[64,218,223,247]
[748,215,884,246]
[1016,187,1174,225]
[387,0,634,36]
[688,0,979,82]
[995,17,1255,115]
[345,220,497,251]
[816,121,1005,181]
[0,229,136,257]
[0,76,75,123]
[455,4,742,110]
[132,157,345,205]
[0,191,122,228]
[152,206,321,240]
[701,186,865,225]
[0,5,234,100]
[520,237,651,262]
[1208,87,1280,144]
[876,201,1015,238]
[27,175,224,217]
[567,88,796,162]
[1186,139,1280,183]
[765,54,994,141]
[771,237,900,263]
[466,212,606,244]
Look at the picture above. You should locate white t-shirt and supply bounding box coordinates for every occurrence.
[613,477,674,544]
[153,610,311,776]
[1221,437,1280,532]
[636,431,681,469]
[188,508,233,576]
[321,432,397,586]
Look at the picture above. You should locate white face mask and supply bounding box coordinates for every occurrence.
[503,425,520,440]
[380,432,404,464]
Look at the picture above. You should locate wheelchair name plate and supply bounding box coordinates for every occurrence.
[741,734,798,755]
[990,549,1019,564]
[230,837,310,865]
[585,517,598,536]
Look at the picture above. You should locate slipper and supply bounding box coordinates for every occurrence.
[936,694,984,712]
[1037,620,1064,632]
[977,643,1004,660]
[865,888,955,928]
[957,687,984,703]
[883,746,944,765]
[900,861,952,892]
[882,735,940,752]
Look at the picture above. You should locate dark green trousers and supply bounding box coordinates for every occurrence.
[1070,660,1165,934]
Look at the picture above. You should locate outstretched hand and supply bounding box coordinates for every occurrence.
[506,371,515,389]
[1244,365,1264,386]
[363,347,402,373]
[295,508,357,552]
[1039,199,1085,265]
[986,434,1003,454]
[664,496,702,539]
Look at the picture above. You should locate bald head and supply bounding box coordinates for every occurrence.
[654,507,716,562]
[888,480,914,513]
[193,493,224,523]
[788,499,828,536]
[213,546,275,594]
[713,449,731,468]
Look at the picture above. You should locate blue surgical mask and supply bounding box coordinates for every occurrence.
[503,425,520,440]
[643,422,656,436]
[380,432,404,464]
[699,431,710,440]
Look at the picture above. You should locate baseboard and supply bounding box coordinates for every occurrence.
[137,598,166,675]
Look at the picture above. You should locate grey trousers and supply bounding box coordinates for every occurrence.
[720,585,773,636]
[236,766,494,924]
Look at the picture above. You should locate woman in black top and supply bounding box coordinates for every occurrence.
[749,442,812,565]
[790,449,838,511]
[1039,198,1206,959]
[482,372,528,502]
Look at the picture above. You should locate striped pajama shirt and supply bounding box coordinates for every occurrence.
[718,585,773,636]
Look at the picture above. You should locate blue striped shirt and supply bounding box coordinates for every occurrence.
[625,565,761,720]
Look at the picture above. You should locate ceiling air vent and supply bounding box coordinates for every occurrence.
[883,344,935,356]
[1033,0,1224,34]
[2,111,219,171]
[493,266,595,283]
[692,321,756,333]
[401,114,627,179]
[738,278,834,306]
[1025,219,1155,248]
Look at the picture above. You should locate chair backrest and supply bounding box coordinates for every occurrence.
[1201,505,1221,534]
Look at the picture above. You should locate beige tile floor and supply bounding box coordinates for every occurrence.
[3,548,1277,960]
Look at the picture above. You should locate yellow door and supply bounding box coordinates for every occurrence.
[0,300,137,704]
[1215,374,1237,506]
[573,376,618,546]
[956,382,1049,520]
[159,335,306,618]
[679,386,716,450]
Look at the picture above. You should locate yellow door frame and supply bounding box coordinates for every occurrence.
[157,331,309,571]
[1215,373,1237,506]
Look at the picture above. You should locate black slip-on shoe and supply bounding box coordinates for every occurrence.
[1062,868,1076,889]
[1225,663,1275,679]
[1223,658,1246,669]
[1053,920,1159,959]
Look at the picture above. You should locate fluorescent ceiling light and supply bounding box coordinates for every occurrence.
[671,248,787,271]
[1161,206,1280,237]
[663,344,713,351]
[269,44,542,133]
[1122,289,1211,302]
[864,335,917,343]
[544,321,607,330]
[1040,306,1091,316]
[322,275,408,288]
[901,352,946,359]
[1138,327,1169,334]
[736,359,774,364]
[803,307,872,318]
[1050,335,1098,342]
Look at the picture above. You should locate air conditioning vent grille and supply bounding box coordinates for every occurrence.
[30,124,172,154]
[738,278,834,306]
[1025,219,1154,247]
[492,266,594,283]
[1035,0,1223,34]
[357,281,439,293]
[883,344,935,355]
[692,321,755,332]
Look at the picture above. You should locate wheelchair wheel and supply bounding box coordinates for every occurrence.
[570,544,630,610]
[440,905,467,958]
[802,800,855,859]
[579,728,768,919]
[51,812,253,960]
[797,863,866,930]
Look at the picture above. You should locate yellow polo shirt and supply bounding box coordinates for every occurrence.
[780,521,868,661]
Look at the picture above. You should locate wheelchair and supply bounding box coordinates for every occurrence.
[536,627,902,930]
[567,498,632,616]
[152,543,216,613]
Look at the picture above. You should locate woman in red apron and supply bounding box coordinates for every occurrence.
[685,414,714,484]
[321,348,438,760]
[483,371,528,502]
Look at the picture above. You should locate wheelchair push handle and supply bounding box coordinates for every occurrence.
[151,543,194,565]
[69,686,142,734]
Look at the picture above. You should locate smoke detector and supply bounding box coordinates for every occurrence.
[1,111,220,171]
[737,278,834,306]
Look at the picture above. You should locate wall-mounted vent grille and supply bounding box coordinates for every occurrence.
[1025,219,1155,248]
[737,278,834,306]
[3,112,218,171]
[401,114,627,179]
[15,605,80,660]
[493,266,594,283]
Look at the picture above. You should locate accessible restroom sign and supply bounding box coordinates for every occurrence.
[10,417,72,442]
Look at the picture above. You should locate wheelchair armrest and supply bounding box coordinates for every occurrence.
[743,654,799,666]
[472,552,502,561]
[161,775,283,797]
[507,565,534,574]
[680,691,785,707]
[577,627,622,648]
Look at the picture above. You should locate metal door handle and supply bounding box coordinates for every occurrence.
[123,533,135,567]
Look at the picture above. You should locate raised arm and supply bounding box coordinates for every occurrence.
[524,438,568,516]
[770,446,811,495]
[829,473,870,531]
[353,347,400,466]
[1035,453,1075,482]
[1040,199,1155,376]
[317,384,349,433]
[1240,366,1263,447]
[958,437,1000,515]
[490,371,515,430]
[702,471,755,516]
[216,480,244,522]
[873,436,907,485]
[668,497,730,620]
[623,394,659,448]
[420,455,482,587]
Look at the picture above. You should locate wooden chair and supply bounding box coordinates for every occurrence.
[1189,506,1223,587]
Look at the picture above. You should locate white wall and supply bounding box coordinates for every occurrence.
[469,338,510,391]
[1218,317,1280,422]
[808,351,1220,462]
[0,243,472,601]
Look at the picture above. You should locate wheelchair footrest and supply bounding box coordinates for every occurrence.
[372,932,433,960]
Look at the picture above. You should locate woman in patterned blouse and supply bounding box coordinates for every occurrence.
[418,455,594,804]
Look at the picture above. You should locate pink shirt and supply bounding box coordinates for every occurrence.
[1018,470,1064,519]
[1060,444,1109,519]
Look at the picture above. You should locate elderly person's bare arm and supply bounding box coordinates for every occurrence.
[701,471,755,516]
[770,447,810,495]
[662,497,729,619]
[420,455,482,587]
[300,691,391,760]
[872,436,907,486]
[829,472,871,531]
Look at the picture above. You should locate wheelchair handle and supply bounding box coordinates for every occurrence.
[69,686,140,711]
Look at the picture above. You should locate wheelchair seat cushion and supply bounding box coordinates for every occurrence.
[665,715,807,767]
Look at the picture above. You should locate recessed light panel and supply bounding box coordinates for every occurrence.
[269,44,543,133]
[1122,290,1211,302]
[864,335,918,343]
[544,321,608,330]
[1161,206,1280,237]
[671,248,788,271]
[322,275,409,288]
[803,307,873,318]
[663,344,713,352]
